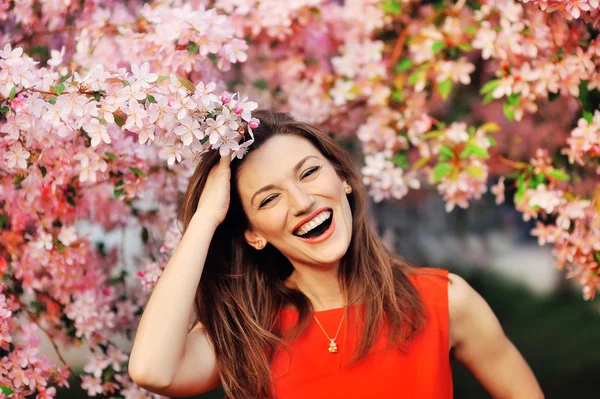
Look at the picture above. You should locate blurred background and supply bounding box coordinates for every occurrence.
[50,182,600,398]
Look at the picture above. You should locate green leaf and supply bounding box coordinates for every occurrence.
[48,95,57,105]
[547,169,570,181]
[105,152,117,160]
[146,94,157,103]
[102,365,115,382]
[0,385,14,395]
[253,79,268,90]
[114,113,125,128]
[9,86,16,101]
[583,111,593,123]
[487,136,497,147]
[412,156,430,170]
[381,0,401,15]
[469,144,489,159]
[464,26,478,35]
[466,165,485,179]
[432,41,447,53]
[457,43,473,52]
[438,79,453,100]
[186,42,199,55]
[38,165,47,177]
[391,154,409,169]
[433,163,453,183]
[439,145,454,159]
[479,122,501,133]
[503,102,515,121]
[208,53,218,66]
[396,59,413,72]
[459,146,472,159]
[507,93,520,105]
[482,92,495,104]
[480,79,500,95]
[515,179,526,204]
[56,83,66,95]
[391,90,404,102]
[129,167,147,177]
[13,174,26,185]
[422,130,444,139]
[114,188,124,198]
[177,77,196,92]
[534,173,546,184]
[408,71,421,85]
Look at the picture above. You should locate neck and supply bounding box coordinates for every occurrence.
[286,262,345,312]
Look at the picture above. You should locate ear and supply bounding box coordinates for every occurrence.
[244,228,266,250]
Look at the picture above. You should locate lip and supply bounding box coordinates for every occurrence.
[292,207,332,234]
[295,214,336,244]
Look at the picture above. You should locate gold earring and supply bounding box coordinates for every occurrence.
[345,185,352,194]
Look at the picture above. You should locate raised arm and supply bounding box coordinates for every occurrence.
[128,155,232,395]
[448,273,544,399]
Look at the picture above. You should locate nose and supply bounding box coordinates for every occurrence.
[288,184,315,216]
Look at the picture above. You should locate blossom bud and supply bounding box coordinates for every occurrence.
[248,118,260,129]
[234,104,243,114]
[221,92,232,104]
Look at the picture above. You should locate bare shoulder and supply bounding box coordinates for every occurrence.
[447,272,473,315]
[447,272,498,349]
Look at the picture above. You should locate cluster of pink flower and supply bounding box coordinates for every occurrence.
[0,283,70,397]
[0,5,257,392]
[503,149,600,299]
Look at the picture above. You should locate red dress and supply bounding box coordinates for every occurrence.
[270,268,453,398]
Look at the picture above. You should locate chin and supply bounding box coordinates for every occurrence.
[309,238,351,266]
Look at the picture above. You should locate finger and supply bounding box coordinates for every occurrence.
[218,152,232,169]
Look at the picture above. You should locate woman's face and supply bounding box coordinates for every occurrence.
[237,134,353,269]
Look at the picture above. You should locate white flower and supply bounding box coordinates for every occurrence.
[83,355,111,379]
[58,225,78,246]
[83,118,111,147]
[174,117,203,146]
[131,62,158,88]
[4,141,30,169]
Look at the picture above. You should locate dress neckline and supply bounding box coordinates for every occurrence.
[281,303,358,315]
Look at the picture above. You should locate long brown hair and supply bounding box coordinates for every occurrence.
[178,111,427,399]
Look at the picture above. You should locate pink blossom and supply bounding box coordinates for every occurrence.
[81,375,104,396]
[491,176,506,205]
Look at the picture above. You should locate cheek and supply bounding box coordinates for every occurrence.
[254,207,289,238]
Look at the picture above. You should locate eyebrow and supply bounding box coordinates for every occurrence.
[250,155,319,205]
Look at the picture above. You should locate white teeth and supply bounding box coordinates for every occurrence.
[296,210,332,236]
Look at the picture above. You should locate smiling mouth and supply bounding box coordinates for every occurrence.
[293,209,333,239]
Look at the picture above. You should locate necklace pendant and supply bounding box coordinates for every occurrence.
[328,339,338,353]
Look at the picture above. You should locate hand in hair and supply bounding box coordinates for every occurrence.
[196,153,233,227]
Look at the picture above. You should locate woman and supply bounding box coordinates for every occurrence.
[128,111,543,399]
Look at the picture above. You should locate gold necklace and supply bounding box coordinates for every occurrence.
[313,312,345,354]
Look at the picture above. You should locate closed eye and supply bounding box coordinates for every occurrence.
[301,166,321,179]
[259,195,278,208]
